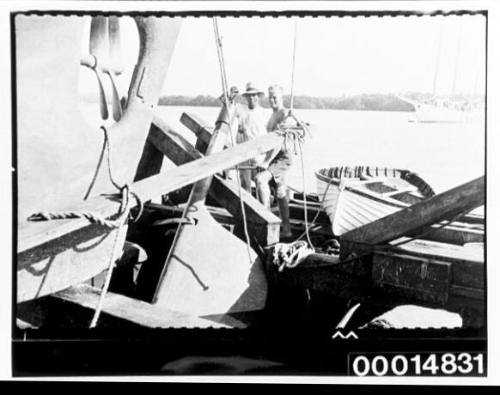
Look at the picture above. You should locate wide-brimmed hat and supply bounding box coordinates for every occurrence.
[241,82,264,96]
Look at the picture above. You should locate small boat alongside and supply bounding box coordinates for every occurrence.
[315,166,436,236]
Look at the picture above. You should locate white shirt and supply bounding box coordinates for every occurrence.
[229,105,268,166]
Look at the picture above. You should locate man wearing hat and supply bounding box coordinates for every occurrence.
[233,82,268,192]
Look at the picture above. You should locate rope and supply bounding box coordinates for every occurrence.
[90,184,132,328]
[275,123,313,248]
[213,17,254,265]
[272,240,314,272]
[213,18,230,106]
[27,125,143,328]
[294,173,334,242]
[289,18,298,113]
[298,142,313,248]
[28,126,143,226]
[227,122,254,265]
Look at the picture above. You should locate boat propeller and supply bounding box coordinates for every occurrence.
[85,15,124,122]
[105,16,124,121]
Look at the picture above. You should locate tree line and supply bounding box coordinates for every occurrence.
[158,93,416,112]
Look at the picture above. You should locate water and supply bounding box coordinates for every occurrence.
[156,105,485,196]
[20,103,484,221]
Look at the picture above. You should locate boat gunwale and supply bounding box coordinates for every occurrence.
[314,168,412,209]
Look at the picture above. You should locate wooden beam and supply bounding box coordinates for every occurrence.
[372,240,484,318]
[180,112,213,153]
[53,284,231,328]
[133,139,164,182]
[150,115,280,246]
[340,177,485,257]
[19,131,283,253]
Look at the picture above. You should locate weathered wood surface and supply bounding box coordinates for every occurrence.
[373,249,483,301]
[153,105,269,316]
[150,114,281,246]
[54,284,230,328]
[180,112,213,153]
[391,238,483,264]
[19,131,283,253]
[18,225,127,303]
[340,177,485,257]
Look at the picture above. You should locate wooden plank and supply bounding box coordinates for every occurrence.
[372,247,484,315]
[150,115,281,246]
[180,112,213,153]
[406,223,483,245]
[390,238,483,264]
[340,177,485,256]
[19,131,283,253]
[54,284,231,328]
[372,251,452,305]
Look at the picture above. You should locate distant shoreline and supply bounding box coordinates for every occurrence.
[80,92,483,112]
[158,93,415,112]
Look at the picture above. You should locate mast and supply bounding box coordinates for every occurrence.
[432,22,444,97]
[451,21,463,98]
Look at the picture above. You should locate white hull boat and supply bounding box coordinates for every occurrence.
[412,103,483,124]
[315,166,435,236]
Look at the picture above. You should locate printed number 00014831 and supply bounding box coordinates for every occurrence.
[349,353,485,376]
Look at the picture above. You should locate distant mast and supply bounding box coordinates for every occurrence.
[432,23,444,97]
[451,21,463,98]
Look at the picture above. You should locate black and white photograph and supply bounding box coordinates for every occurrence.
[4,0,497,381]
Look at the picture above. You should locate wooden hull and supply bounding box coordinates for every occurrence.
[315,167,434,236]
[333,187,404,235]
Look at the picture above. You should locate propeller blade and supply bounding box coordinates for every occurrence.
[94,67,109,120]
[89,16,110,119]
[106,71,123,121]
[89,16,109,62]
[108,16,123,75]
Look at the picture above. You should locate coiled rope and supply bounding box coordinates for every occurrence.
[272,240,314,272]
[27,125,143,327]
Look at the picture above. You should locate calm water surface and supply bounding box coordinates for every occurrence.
[156,105,485,196]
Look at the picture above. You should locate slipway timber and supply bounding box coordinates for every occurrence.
[15,15,485,331]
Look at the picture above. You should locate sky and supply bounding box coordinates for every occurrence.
[78,14,486,98]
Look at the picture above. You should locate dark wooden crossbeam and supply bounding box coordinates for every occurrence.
[180,112,213,153]
[340,176,485,257]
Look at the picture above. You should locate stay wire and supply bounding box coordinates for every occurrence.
[213,17,254,265]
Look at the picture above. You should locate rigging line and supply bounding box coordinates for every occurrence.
[289,18,298,113]
[299,142,314,248]
[432,21,444,96]
[451,20,464,97]
[287,18,313,248]
[213,17,229,104]
[212,17,254,266]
